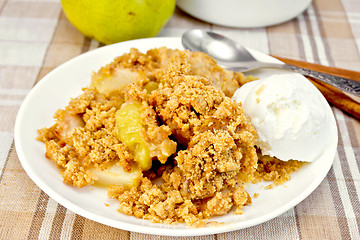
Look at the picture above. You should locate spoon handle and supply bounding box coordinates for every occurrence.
[272,56,360,80]
[281,64,360,99]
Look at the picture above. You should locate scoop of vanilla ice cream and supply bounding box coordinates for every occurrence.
[233,73,332,162]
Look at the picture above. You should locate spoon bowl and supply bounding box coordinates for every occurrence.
[183,30,256,63]
[182,30,268,71]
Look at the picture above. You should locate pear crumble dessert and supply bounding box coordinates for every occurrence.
[37,47,302,225]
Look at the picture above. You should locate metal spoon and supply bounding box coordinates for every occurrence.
[182,29,360,99]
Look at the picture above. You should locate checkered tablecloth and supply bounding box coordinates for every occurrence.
[1,0,360,239]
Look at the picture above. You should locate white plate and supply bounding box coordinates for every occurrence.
[14,37,338,236]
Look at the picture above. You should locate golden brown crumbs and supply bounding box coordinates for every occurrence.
[252,152,303,186]
[37,47,303,225]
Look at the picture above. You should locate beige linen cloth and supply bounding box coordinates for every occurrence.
[1,0,360,239]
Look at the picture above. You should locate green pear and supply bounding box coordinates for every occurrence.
[61,0,176,44]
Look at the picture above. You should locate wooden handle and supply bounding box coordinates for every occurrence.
[272,56,360,81]
[272,55,360,119]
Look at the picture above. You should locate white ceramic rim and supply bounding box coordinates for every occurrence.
[176,0,313,28]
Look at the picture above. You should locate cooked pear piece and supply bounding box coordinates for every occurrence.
[91,164,141,188]
[91,67,140,94]
[115,102,152,171]
[54,110,84,142]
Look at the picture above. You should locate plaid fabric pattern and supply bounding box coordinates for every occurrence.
[1,0,359,239]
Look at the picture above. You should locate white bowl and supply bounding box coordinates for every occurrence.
[177,0,312,28]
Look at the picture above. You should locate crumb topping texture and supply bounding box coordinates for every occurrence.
[37,47,302,225]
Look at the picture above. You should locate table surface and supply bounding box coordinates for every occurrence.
[1,0,360,239]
